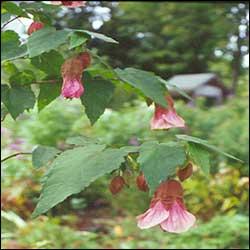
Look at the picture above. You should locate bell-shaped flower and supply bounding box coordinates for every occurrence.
[60,52,91,99]
[151,95,185,130]
[61,76,84,99]
[51,1,86,7]
[27,22,44,35]
[137,180,196,233]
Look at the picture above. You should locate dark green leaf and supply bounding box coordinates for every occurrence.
[27,27,70,58]
[115,68,168,107]
[65,136,101,146]
[32,146,61,169]
[20,2,60,13]
[176,134,244,163]
[188,142,210,174]
[30,50,64,77]
[1,84,9,103]
[69,32,88,49]
[2,85,36,119]
[38,81,61,111]
[1,31,27,62]
[138,141,186,192]
[81,73,115,125]
[9,70,36,86]
[2,2,28,17]
[32,145,132,217]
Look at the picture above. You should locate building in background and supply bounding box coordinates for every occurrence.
[167,73,229,105]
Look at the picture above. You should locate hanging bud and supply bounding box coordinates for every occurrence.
[27,22,44,35]
[136,173,149,192]
[109,176,125,195]
[177,163,193,182]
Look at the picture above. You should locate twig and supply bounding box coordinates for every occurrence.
[1,16,21,30]
[31,79,60,84]
[1,152,32,163]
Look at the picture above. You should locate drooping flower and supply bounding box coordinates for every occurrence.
[137,180,196,233]
[51,1,86,7]
[61,52,91,99]
[27,22,44,35]
[136,173,149,192]
[150,95,185,130]
[109,176,125,195]
[177,163,193,182]
[61,76,84,98]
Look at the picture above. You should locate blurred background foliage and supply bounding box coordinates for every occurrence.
[1,1,249,249]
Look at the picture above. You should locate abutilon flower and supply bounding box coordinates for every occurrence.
[60,52,91,99]
[27,22,44,35]
[51,1,86,7]
[150,95,185,130]
[137,180,196,233]
[177,163,193,182]
[136,173,149,192]
[109,176,125,195]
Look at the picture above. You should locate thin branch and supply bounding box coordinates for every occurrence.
[1,16,21,30]
[31,79,60,84]
[1,152,32,163]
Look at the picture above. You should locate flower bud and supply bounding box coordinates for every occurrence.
[177,163,193,182]
[109,176,125,195]
[27,22,44,35]
[78,52,91,69]
[136,174,149,192]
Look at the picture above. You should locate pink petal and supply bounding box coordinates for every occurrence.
[137,201,169,229]
[61,78,84,99]
[50,1,63,5]
[160,201,196,233]
[164,109,185,128]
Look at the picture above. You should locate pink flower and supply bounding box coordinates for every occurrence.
[61,77,84,99]
[51,1,86,7]
[150,95,185,130]
[27,22,44,35]
[60,52,91,99]
[137,180,196,233]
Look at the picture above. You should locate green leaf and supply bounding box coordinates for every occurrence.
[2,85,36,120]
[69,32,88,49]
[81,73,115,125]
[1,31,28,62]
[2,61,19,76]
[20,2,60,13]
[38,81,61,111]
[72,29,118,44]
[32,145,132,217]
[1,84,9,103]
[65,136,101,146]
[188,142,210,174]
[27,27,70,58]
[158,77,193,101]
[2,2,28,17]
[1,104,8,121]
[30,50,64,77]
[115,68,168,107]
[9,70,36,86]
[176,134,244,163]
[32,146,61,169]
[138,141,186,192]
[1,13,11,25]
